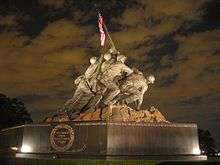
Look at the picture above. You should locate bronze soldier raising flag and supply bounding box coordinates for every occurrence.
[62,11,155,119]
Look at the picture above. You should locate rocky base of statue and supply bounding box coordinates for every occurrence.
[74,105,169,123]
[44,105,169,123]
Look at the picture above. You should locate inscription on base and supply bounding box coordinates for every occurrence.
[50,124,74,152]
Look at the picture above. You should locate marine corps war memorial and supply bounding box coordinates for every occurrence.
[0,10,207,164]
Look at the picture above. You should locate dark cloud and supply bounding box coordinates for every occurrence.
[178,0,220,35]
[0,0,220,147]
[18,94,49,104]
[38,0,66,9]
[177,94,220,106]
[159,73,178,87]
[197,64,220,78]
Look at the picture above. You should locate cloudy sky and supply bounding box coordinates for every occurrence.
[0,0,219,147]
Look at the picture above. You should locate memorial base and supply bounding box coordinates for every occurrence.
[0,122,207,160]
[13,153,207,161]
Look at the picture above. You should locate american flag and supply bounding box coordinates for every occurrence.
[98,13,106,46]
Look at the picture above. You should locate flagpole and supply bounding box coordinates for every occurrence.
[102,21,116,51]
[95,5,117,51]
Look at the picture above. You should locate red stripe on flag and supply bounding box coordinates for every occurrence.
[98,13,106,46]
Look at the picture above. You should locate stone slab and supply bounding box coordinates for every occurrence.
[0,122,207,160]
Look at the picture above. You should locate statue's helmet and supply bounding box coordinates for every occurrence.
[132,68,142,75]
[147,74,155,84]
[90,57,97,64]
[109,48,118,54]
[117,55,127,63]
[104,53,111,61]
[109,48,114,53]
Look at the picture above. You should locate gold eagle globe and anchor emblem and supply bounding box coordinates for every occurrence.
[50,124,75,152]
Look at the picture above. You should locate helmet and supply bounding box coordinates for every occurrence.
[147,75,155,84]
[117,55,127,63]
[104,53,111,61]
[90,57,97,64]
[132,68,142,74]
[109,48,115,54]
[109,48,118,54]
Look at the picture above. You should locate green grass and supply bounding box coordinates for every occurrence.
[0,158,156,165]
[0,158,220,165]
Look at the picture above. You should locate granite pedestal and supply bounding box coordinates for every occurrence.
[0,122,207,160]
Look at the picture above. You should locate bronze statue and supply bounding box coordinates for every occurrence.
[116,69,155,110]
[62,48,155,119]
[100,54,133,105]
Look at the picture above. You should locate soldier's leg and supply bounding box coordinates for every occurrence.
[68,109,80,120]
[64,85,85,109]
[67,93,95,119]
[122,93,142,109]
[65,87,94,117]
[103,83,120,105]
[137,95,143,110]
[124,94,138,104]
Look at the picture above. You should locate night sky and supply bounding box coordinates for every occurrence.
[0,0,220,148]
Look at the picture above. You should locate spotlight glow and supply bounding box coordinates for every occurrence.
[21,144,32,153]
[192,147,201,155]
[10,147,18,151]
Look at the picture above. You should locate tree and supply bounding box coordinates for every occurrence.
[0,93,33,130]
[198,129,216,155]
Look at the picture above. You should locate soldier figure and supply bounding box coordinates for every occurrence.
[63,47,155,118]
[63,56,99,118]
[117,68,155,110]
[73,56,98,99]
[100,54,133,105]
[85,57,98,79]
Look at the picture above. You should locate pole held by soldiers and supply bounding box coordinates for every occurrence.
[94,4,117,51]
[103,22,116,51]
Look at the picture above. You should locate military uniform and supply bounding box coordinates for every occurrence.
[63,58,100,118]
[101,61,133,105]
[119,71,148,110]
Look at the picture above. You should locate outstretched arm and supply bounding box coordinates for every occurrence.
[123,65,133,76]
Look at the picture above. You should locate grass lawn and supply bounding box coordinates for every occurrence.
[0,157,220,165]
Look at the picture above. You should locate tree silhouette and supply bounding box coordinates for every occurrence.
[198,129,216,155]
[0,93,33,129]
